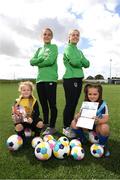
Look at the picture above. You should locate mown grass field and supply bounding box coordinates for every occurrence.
[0,82,120,179]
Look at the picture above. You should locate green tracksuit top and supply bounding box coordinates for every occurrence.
[30,43,58,83]
[63,43,90,79]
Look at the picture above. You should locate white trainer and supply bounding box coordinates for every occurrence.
[63,127,76,138]
[42,127,56,135]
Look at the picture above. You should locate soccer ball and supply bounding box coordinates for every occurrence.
[89,131,99,144]
[90,144,104,158]
[58,136,69,145]
[35,142,52,160]
[71,146,85,160]
[24,128,32,137]
[69,139,82,149]
[6,134,23,151]
[31,137,43,148]
[47,139,56,150]
[53,141,70,159]
[43,134,54,142]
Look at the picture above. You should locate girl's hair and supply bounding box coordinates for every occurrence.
[84,83,103,102]
[18,81,34,92]
[68,29,80,43]
[42,28,53,38]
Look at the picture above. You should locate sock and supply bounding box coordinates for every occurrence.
[72,129,87,143]
[98,134,109,146]
[16,130,25,139]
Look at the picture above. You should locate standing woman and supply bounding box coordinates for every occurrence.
[63,29,90,138]
[30,28,58,135]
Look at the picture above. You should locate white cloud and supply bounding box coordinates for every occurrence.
[0,0,120,80]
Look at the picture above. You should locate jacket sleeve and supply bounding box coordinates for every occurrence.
[11,100,18,115]
[79,51,90,68]
[38,45,58,67]
[30,48,44,66]
[64,46,90,68]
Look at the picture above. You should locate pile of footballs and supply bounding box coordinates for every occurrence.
[6,129,104,161]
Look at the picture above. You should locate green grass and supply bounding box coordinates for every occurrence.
[0,83,120,179]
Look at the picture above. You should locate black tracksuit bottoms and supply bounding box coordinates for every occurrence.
[36,82,57,128]
[63,78,83,128]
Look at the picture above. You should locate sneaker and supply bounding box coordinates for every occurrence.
[63,127,76,138]
[42,127,56,135]
[104,146,110,157]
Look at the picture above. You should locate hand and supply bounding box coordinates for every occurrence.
[27,117,33,124]
[12,114,22,124]
[74,112,80,120]
[94,116,99,125]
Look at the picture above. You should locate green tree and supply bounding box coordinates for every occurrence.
[95,74,104,79]
[86,76,94,80]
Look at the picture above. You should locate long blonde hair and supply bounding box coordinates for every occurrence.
[18,81,34,92]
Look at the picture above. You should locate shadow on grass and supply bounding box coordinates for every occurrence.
[10,136,120,176]
[98,138,120,175]
[82,138,120,176]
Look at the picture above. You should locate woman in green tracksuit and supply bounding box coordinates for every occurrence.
[30,28,58,135]
[63,29,90,138]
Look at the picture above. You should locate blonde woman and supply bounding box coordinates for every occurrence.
[63,29,90,138]
[30,28,58,135]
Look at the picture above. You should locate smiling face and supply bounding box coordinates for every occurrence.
[87,87,100,102]
[20,85,32,98]
[42,28,53,44]
[69,29,80,44]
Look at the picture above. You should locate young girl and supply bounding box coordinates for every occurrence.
[30,28,58,135]
[12,81,44,140]
[63,29,90,138]
[71,83,110,157]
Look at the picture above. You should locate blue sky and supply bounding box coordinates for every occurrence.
[0,0,120,80]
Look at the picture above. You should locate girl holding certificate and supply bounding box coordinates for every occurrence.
[71,83,110,157]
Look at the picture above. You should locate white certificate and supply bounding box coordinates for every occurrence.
[76,101,99,130]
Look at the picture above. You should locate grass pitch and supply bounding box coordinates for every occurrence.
[0,82,120,179]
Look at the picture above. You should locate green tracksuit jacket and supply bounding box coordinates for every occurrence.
[30,43,58,82]
[63,43,90,79]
